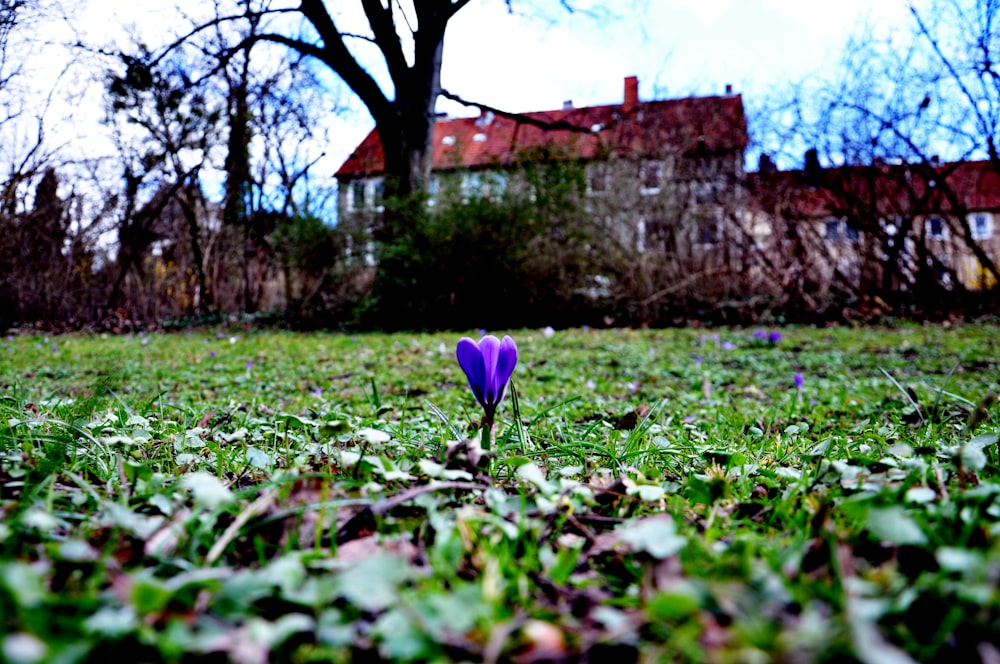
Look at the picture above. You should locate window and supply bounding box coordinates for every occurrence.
[696,220,720,246]
[485,172,508,199]
[463,172,482,197]
[442,135,456,145]
[349,180,367,211]
[926,216,947,240]
[640,161,662,195]
[824,219,841,241]
[823,218,859,243]
[588,163,608,194]
[372,178,385,210]
[427,176,440,206]
[970,212,992,240]
[693,181,719,205]
[639,218,671,253]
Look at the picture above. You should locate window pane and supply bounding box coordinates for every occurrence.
[927,216,945,239]
[640,162,661,191]
[824,220,840,241]
[351,181,366,209]
[589,164,607,192]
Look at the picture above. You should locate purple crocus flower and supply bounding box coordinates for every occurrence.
[769,331,782,344]
[794,372,805,389]
[456,334,518,425]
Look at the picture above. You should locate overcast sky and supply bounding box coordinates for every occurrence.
[26,0,914,193]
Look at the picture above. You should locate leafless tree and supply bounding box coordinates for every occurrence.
[103,47,224,317]
[199,2,341,313]
[149,0,605,205]
[751,1,1000,317]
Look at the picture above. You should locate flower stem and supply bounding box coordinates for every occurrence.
[482,416,494,452]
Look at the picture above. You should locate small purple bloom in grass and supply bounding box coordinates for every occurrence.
[312,386,323,397]
[456,334,518,423]
[246,361,253,370]
[768,331,782,344]
[752,329,767,341]
[542,326,555,338]
[794,373,804,389]
[721,341,735,350]
[210,351,216,358]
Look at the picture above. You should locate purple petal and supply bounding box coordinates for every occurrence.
[456,337,486,405]
[494,335,518,401]
[478,335,503,404]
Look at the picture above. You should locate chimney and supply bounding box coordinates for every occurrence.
[758,153,774,176]
[725,83,733,95]
[804,148,821,184]
[562,100,574,110]
[623,76,639,114]
[475,109,495,126]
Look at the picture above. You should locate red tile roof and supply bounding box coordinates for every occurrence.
[336,94,747,179]
[748,159,1000,218]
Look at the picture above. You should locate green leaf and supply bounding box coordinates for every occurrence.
[1,563,47,607]
[961,444,987,471]
[647,588,701,621]
[866,507,927,546]
[84,606,138,638]
[618,514,687,559]
[357,427,391,444]
[628,484,666,501]
[336,553,412,612]
[181,471,234,509]
[968,432,998,449]
[246,614,315,647]
[372,608,429,660]
[245,445,273,469]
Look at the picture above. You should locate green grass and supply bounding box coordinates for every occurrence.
[1,323,1000,662]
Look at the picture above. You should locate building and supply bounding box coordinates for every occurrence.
[747,155,1000,307]
[335,76,749,255]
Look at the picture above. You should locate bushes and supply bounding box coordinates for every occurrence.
[366,166,607,330]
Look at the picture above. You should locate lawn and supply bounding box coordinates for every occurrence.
[1,323,999,662]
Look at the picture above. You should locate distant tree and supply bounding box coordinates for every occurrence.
[0,1,30,96]
[104,49,223,316]
[201,2,339,313]
[157,1,602,205]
